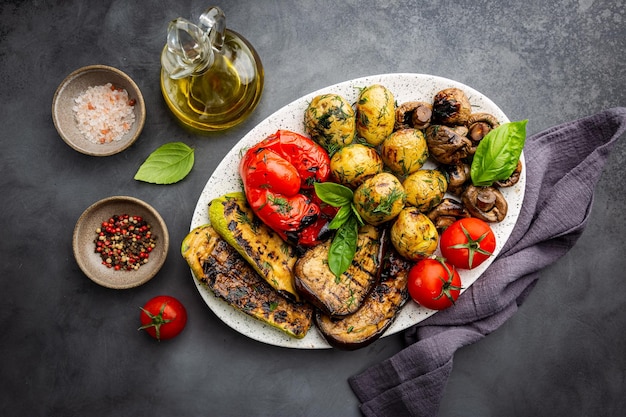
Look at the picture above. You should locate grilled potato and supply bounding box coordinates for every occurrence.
[330,143,384,188]
[304,94,356,152]
[356,84,395,146]
[353,172,406,226]
[403,169,448,212]
[380,128,429,177]
[390,206,438,261]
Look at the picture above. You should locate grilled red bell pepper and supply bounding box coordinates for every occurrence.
[239,130,332,246]
[296,189,339,246]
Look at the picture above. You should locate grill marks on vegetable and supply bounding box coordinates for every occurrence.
[294,225,386,317]
[314,248,411,350]
[184,225,313,339]
[210,193,300,300]
[225,201,290,278]
[238,130,331,247]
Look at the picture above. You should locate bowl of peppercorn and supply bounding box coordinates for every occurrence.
[73,196,169,289]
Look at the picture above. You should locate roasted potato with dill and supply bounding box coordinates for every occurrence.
[330,143,384,188]
[380,128,429,177]
[403,169,448,212]
[355,84,395,146]
[390,207,439,261]
[304,94,356,152]
[353,172,406,226]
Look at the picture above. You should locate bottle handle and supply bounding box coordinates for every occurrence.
[199,6,226,51]
[161,6,226,79]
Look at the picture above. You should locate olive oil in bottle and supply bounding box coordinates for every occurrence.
[160,8,264,132]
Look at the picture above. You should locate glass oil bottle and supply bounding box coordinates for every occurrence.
[160,7,264,132]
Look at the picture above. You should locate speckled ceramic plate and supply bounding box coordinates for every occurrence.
[73,196,169,289]
[190,73,526,349]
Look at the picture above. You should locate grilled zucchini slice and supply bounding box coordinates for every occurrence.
[181,224,313,339]
[209,192,300,301]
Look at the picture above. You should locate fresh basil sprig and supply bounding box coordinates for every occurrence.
[314,182,363,278]
[470,120,527,186]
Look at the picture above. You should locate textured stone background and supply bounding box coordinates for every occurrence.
[1,1,625,415]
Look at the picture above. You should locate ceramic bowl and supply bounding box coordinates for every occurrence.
[73,196,169,289]
[52,65,146,156]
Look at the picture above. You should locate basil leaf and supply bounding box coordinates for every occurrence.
[471,120,527,186]
[351,203,364,225]
[135,142,195,184]
[328,204,352,230]
[328,215,358,278]
[314,182,353,207]
[315,182,362,277]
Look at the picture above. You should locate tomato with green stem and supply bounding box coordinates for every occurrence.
[407,258,462,310]
[440,217,496,270]
[139,295,188,341]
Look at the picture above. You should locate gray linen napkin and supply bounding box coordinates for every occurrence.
[349,107,626,417]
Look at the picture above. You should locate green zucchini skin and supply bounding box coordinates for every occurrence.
[181,224,313,339]
[209,192,300,301]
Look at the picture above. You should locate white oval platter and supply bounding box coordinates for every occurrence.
[190,73,525,349]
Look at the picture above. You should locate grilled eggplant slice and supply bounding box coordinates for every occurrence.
[315,249,411,350]
[294,224,386,317]
[181,224,313,339]
[209,192,300,301]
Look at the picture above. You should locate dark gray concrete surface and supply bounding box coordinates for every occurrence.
[1,1,625,416]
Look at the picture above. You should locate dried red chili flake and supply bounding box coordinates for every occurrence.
[93,214,157,271]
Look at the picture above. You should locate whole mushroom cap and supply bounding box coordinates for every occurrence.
[432,88,472,125]
[462,185,508,222]
[425,125,472,165]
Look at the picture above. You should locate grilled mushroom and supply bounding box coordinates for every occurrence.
[451,125,469,137]
[494,159,522,188]
[466,112,500,154]
[443,162,471,195]
[427,198,470,231]
[462,185,508,222]
[395,101,433,130]
[432,88,472,125]
[425,125,472,165]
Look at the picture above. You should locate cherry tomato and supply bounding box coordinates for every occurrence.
[440,217,496,269]
[407,258,462,310]
[139,295,188,341]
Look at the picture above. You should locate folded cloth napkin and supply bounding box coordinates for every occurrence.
[349,107,626,417]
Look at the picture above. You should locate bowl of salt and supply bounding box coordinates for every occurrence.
[52,65,146,156]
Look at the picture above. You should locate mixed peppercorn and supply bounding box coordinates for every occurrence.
[94,214,156,271]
